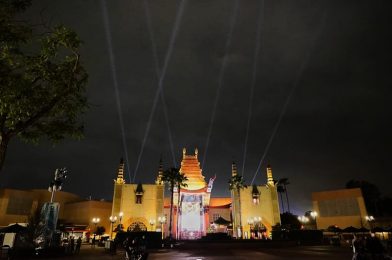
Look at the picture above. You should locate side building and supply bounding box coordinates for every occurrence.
[312,188,369,229]
[0,188,112,237]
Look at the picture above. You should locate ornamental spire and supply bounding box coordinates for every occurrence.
[266,164,274,185]
[231,161,238,176]
[156,156,164,185]
[115,158,125,184]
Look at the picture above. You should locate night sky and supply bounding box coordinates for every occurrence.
[1,0,391,215]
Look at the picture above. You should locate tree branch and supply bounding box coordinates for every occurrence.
[0,113,7,133]
[7,53,80,137]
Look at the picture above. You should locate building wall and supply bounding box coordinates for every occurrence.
[312,188,369,229]
[111,183,164,233]
[0,189,82,226]
[63,200,112,234]
[0,189,38,226]
[0,189,111,234]
[239,185,281,236]
[209,199,231,224]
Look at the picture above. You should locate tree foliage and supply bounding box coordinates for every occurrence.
[95,226,105,236]
[280,212,301,230]
[277,178,291,213]
[26,206,41,246]
[228,174,247,192]
[162,167,188,239]
[0,0,88,170]
[346,179,392,216]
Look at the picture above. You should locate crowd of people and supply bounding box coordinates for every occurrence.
[123,236,148,260]
[352,233,390,260]
[62,236,82,255]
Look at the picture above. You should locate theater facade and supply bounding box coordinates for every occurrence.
[111,148,281,239]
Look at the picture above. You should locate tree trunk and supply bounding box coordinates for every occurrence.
[284,184,290,213]
[237,188,243,238]
[168,182,174,240]
[176,184,181,240]
[279,192,285,213]
[0,135,9,172]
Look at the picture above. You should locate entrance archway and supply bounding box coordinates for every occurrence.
[127,221,147,232]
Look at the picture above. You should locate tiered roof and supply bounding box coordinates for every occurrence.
[179,148,206,190]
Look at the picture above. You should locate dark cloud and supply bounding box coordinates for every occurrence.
[1,0,391,215]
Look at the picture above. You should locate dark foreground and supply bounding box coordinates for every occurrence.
[148,242,354,260]
[10,241,356,260]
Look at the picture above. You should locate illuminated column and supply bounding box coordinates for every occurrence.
[266,165,274,185]
[112,158,125,232]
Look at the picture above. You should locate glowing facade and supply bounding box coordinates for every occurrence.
[110,148,281,239]
[172,148,214,239]
[230,162,281,239]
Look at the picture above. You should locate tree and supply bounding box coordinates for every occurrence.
[95,226,105,236]
[228,174,247,237]
[0,0,88,171]
[277,184,285,213]
[175,171,188,239]
[26,207,41,246]
[346,179,381,216]
[161,167,182,240]
[280,212,301,230]
[278,178,290,213]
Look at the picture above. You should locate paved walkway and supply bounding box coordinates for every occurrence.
[15,242,388,259]
[67,243,353,260]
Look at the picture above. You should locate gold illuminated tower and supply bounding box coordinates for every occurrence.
[115,158,125,185]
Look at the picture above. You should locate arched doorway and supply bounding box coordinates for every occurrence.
[127,221,147,232]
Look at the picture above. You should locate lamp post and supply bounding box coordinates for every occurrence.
[365,215,375,232]
[92,217,100,240]
[118,212,124,231]
[158,216,166,240]
[109,216,117,240]
[247,218,254,239]
[310,211,318,230]
[149,219,156,231]
[48,168,68,203]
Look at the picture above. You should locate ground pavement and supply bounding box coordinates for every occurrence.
[64,242,354,260]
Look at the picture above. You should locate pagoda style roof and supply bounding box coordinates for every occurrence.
[180,148,206,190]
[210,197,231,207]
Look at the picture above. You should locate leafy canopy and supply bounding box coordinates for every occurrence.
[162,167,188,191]
[228,174,247,192]
[0,0,88,169]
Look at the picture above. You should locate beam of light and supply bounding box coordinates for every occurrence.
[202,0,240,169]
[143,0,177,168]
[100,0,131,181]
[241,0,264,178]
[250,12,327,186]
[133,0,188,182]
